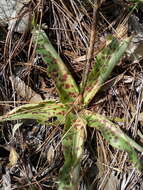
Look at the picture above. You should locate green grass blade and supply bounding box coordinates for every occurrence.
[0,101,68,123]
[32,29,79,103]
[59,114,86,190]
[83,37,131,106]
[82,110,143,170]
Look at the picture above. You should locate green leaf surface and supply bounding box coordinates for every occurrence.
[83,37,131,106]
[0,101,68,124]
[85,38,118,87]
[59,114,86,190]
[82,110,143,170]
[32,29,79,104]
[0,26,138,190]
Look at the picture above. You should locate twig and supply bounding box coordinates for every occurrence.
[80,0,101,95]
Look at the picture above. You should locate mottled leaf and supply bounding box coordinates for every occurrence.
[83,37,131,105]
[59,114,86,189]
[32,29,79,104]
[0,101,68,124]
[82,110,143,170]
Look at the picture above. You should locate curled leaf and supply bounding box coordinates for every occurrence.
[12,123,23,137]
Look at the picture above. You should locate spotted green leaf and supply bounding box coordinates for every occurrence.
[82,110,143,170]
[59,114,86,189]
[0,101,68,124]
[0,25,139,190]
[32,29,79,104]
[83,37,131,106]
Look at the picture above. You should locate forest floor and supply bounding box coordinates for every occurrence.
[0,0,143,189]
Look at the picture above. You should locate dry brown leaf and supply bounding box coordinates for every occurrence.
[9,147,19,167]
[47,145,55,164]
[9,76,43,103]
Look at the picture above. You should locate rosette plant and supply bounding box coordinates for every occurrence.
[1,28,143,190]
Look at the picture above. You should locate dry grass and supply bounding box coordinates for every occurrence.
[0,0,143,189]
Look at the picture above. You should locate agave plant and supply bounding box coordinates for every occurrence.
[1,28,143,190]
